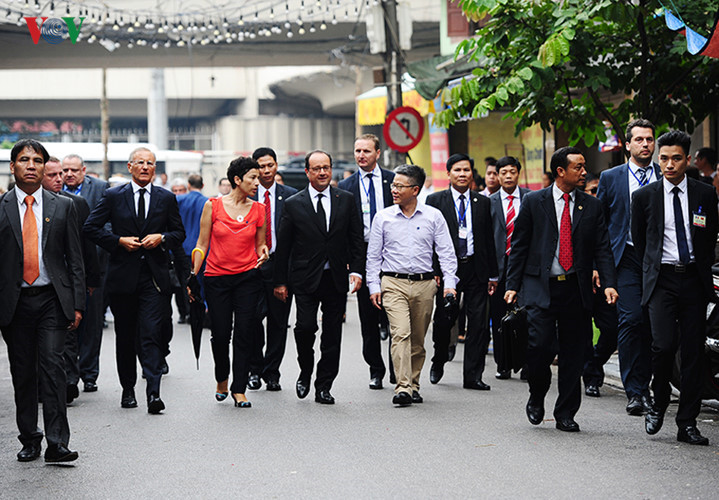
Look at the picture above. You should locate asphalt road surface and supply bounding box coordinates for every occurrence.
[1,295,718,499]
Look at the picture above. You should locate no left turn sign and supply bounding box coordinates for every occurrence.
[382,106,425,153]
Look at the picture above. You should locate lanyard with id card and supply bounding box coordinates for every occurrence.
[693,205,707,228]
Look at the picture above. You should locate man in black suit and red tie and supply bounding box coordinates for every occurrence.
[631,131,719,446]
[274,150,364,405]
[505,147,618,433]
[84,147,185,414]
[1,139,85,463]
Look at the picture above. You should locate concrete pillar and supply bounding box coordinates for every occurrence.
[148,68,168,150]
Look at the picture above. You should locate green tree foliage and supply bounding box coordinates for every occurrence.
[435,0,719,149]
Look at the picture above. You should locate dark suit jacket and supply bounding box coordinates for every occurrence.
[506,187,616,310]
[631,177,719,305]
[251,182,299,245]
[338,168,395,225]
[83,183,185,295]
[489,187,531,278]
[597,162,661,266]
[58,190,101,288]
[0,188,85,326]
[426,188,498,283]
[75,175,109,211]
[274,186,364,294]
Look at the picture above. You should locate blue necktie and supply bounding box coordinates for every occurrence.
[458,194,468,258]
[637,167,648,186]
[672,186,690,264]
[367,173,377,224]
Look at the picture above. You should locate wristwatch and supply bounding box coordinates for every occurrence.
[161,234,166,244]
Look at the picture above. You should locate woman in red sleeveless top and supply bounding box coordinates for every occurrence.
[189,157,269,408]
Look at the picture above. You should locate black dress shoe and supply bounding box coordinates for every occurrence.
[161,361,169,375]
[641,394,653,414]
[17,443,41,462]
[44,444,78,463]
[178,315,188,324]
[315,390,335,404]
[392,392,412,407]
[585,385,600,398]
[645,408,664,435]
[495,370,510,380]
[248,374,262,390]
[379,325,389,341]
[121,388,138,408]
[66,384,79,404]
[389,372,397,384]
[411,390,423,403]
[556,418,580,432]
[148,393,165,414]
[429,363,444,384]
[266,380,282,391]
[626,395,645,416]
[83,381,98,393]
[677,425,709,445]
[296,378,310,399]
[369,377,383,390]
[463,380,491,390]
[447,344,456,362]
[526,401,544,425]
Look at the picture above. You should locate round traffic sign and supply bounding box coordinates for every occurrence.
[382,106,425,153]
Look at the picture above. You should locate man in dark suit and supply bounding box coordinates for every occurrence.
[63,153,109,393]
[42,156,100,405]
[84,147,185,414]
[1,139,84,462]
[427,153,498,389]
[248,147,297,392]
[489,156,531,380]
[338,134,394,390]
[505,147,617,433]
[274,150,364,405]
[632,131,718,446]
[596,119,661,414]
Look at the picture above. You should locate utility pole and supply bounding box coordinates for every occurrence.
[382,0,404,166]
[101,68,110,181]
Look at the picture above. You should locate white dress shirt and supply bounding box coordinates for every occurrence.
[500,186,522,221]
[661,176,694,264]
[450,186,474,256]
[358,167,385,242]
[130,180,151,219]
[258,183,277,253]
[550,183,575,276]
[308,184,331,231]
[627,160,657,245]
[15,186,50,287]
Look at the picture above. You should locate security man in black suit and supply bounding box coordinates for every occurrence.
[0,139,84,463]
[274,150,364,405]
[84,147,185,414]
[505,147,617,433]
[632,131,719,446]
[427,153,498,389]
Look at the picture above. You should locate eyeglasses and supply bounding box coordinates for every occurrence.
[132,160,156,167]
[308,166,331,173]
[390,183,417,190]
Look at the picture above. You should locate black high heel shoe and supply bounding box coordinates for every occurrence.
[232,393,251,408]
[216,381,229,402]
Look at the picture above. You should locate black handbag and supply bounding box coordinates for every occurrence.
[501,305,529,373]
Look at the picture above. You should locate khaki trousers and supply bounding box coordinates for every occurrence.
[381,276,437,394]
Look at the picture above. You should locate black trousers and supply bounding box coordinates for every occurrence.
[78,250,108,384]
[63,291,89,387]
[647,265,706,428]
[432,259,490,382]
[1,287,71,447]
[249,257,292,383]
[110,265,169,399]
[489,277,509,373]
[525,275,591,420]
[205,269,263,394]
[294,270,347,392]
[582,290,619,387]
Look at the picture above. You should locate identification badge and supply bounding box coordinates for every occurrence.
[361,202,371,214]
[458,227,468,239]
[693,213,706,228]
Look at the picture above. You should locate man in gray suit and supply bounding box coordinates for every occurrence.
[63,153,109,393]
[0,139,85,462]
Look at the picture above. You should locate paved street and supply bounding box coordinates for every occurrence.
[1,295,718,499]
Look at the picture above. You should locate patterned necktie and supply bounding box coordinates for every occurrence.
[137,187,146,227]
[558,192,573,271]
[505,195,515,255]
[458,194,468,258]
[637,167,649,186]
[23,195,39,285]
[366,173,377,223]
[264,189,272,250]
[672,186,690,264]
[316,192,327,233]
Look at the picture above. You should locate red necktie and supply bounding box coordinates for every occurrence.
[558,192,573,271]
[23,195,40,285]
[505,195,515,255]
[263,190,272,251]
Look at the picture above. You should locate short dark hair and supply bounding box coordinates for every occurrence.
[187,174,203,189]
[11,139,49,163]
[550,146,583,177]
[696,147,717,167]
[657,130,691,156]
[305,150,332,170]
[484,156,497,165]
[226,157,259,188]
[446,153,474,172]
[496,156,522,173]
[625,118,655,142]
[393,164,425,188]
[219,177,229,185]
[355,133,380,150]
[252,147,277,162]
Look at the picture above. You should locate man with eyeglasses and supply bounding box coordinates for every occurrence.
[367,164,458,406]
[84,147,185,415]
